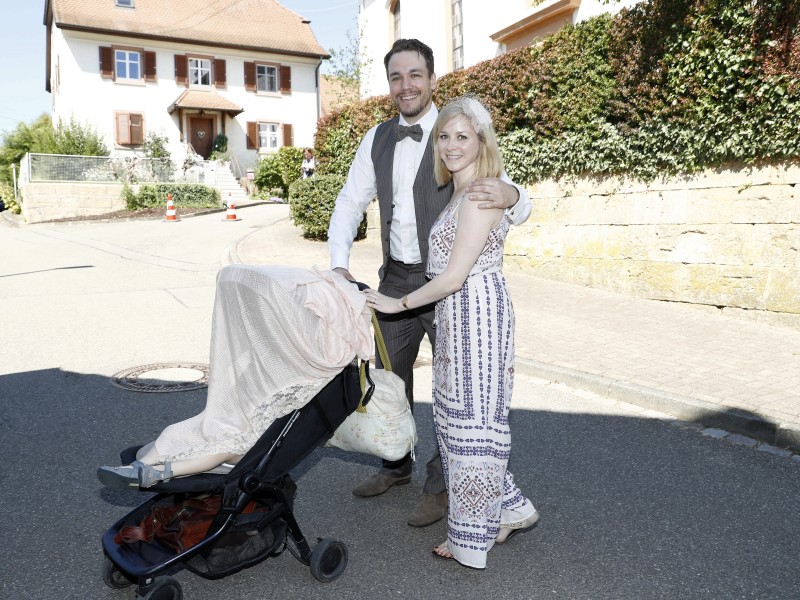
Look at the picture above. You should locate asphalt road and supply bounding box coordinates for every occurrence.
[1,206,797,600]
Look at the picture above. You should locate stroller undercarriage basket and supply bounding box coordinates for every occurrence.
[100,361,368,599]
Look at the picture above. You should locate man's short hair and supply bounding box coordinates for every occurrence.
[383,39,435,77]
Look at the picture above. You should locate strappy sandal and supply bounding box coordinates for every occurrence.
[137,461,172,488]
[496,509,540,545]
[97,460,172,489]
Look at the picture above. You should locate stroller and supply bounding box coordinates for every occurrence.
[100,360,371,599]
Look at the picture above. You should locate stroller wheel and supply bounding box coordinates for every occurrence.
[101,556,134,589]
[309,538,348,583]
[136,576,183,600]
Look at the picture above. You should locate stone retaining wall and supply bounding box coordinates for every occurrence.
[504,162,800,329]
[20,181,126,223]
[367,161,800,329]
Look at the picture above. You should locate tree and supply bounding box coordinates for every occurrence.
[326,18,373,96]
[52,116,109,156]
[0,114,55,184]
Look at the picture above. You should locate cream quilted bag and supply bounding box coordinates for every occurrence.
[325,310,417,461]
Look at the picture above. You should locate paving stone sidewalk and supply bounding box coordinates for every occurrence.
[230,206,800,453]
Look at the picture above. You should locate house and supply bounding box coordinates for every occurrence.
[358,0,641,97]
[43,0,330,177]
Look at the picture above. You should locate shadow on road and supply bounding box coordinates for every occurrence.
[0,367,796,600]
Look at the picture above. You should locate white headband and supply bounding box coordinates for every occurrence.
[461,97,493,134]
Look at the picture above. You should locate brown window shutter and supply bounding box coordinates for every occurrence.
[130,113,144,145]
[116,113,131,144]
[144,51,157,82]
[280,65,291,93]
[282,124,293,147]
[99,46,114,79]
[244,62,256,92]
[174,54,188,86]
[246,121,258,149]
[214,59,226,88]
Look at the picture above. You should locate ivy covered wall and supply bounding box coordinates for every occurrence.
[314,0,800,183]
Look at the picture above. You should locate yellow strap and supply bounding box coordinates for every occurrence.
[356,308,393,412]
[371,309,393,372]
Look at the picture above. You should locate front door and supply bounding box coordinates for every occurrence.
[189,117,214,158]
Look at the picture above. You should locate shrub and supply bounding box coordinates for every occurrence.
[314,95,395,176]
[53,116,109,156]
[209,133,229,161]
[124,183,220,210]
[313,0,800,183]
[0,180,20,214]
[253,147,305,197]
[288,174,366,240]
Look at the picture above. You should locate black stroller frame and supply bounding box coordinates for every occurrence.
[100,360,374,600]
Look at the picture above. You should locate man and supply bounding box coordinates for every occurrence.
[328,39,532,527]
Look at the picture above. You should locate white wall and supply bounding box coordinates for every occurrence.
[358,0,642,99]
[51,28,322,173]
[574,0,641,21]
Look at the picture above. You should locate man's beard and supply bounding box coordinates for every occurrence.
[394,93,430,119]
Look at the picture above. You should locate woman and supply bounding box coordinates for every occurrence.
[364,96,538,569]
[301,148,316,179]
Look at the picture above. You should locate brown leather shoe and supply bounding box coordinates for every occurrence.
[407,492,448,527]
[352,472,412,497]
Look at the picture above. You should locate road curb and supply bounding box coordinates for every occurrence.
[0,210,24,227]
[514,357,799,454]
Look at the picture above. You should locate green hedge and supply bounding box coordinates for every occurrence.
[254,147,304,197]
[123,183,220,210]
[314,0,800,183]
[289,174,367,240]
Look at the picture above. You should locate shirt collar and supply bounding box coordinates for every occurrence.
[398,104,439,131]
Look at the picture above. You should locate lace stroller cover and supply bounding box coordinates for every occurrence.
[150,264,372,462]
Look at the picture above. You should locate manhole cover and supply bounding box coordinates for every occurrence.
[111,363,209,393]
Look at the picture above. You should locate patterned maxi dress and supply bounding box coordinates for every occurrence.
[427,197,536,569]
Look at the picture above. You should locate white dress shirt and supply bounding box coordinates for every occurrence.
[328,104,532,271]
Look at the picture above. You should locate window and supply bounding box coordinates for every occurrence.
[392,1,401,41]
[115,0,134,7]
[244,63,291,94]
[188,57,212,87]
[115,49,140,81]
[257,64,278,93]
[259,123,279,149]
[451,0,464,71]
[175,55,225,88]
[100,46,155,82]
[115,112,144,145]
[246,122,293,150]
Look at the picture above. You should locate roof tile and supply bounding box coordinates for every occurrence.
[50,0,329,58]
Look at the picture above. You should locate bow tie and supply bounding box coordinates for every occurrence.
[395,123,423,143]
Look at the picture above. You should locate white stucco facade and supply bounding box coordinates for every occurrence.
[358,0,641,98]
[48,26,323,174]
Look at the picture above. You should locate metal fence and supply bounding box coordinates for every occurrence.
[26,153,177,183]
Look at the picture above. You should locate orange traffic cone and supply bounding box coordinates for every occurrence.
[223,192,241,221]
[164,193,179,222]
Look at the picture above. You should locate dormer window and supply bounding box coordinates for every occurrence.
[115,0,134,7]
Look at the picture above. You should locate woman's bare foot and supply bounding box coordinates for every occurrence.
[432,541,454,560]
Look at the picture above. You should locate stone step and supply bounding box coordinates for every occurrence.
[211,162,249,203]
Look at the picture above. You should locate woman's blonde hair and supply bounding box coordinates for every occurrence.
[432,95,503,186]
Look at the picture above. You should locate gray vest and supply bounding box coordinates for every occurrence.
[371,117,453,272]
